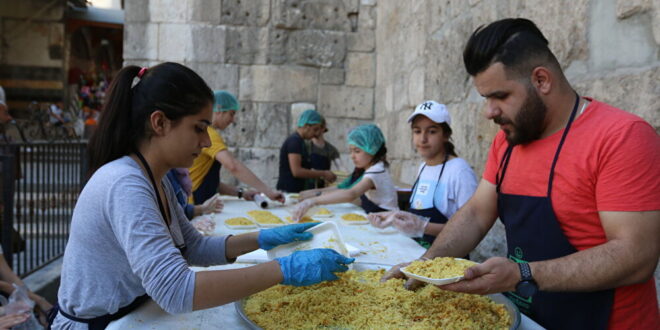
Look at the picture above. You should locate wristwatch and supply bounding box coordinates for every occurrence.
[237,187,244,199]
[515,262,538,298]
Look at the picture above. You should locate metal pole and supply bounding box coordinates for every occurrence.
[1,153,15,268]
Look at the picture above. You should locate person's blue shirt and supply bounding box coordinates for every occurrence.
[166,170,195,220]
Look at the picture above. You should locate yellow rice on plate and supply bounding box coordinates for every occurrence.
[315,208,333,216]
[406,257,477,279]
[244,269,510,329]
[247,210,284,224]
[224,217,254,226]
[341,213,367,221]
[284,216,316,223]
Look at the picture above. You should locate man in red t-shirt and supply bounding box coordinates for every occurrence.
[384,18,659,329]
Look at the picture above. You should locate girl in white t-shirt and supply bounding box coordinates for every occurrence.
[369,101,477,248]
[292,124,398,220]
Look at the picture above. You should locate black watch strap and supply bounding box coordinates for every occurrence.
[519,262,533,281]
[516,262,538,298]
[237,188,243,199]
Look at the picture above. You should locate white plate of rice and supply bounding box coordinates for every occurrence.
[400,257,477,286]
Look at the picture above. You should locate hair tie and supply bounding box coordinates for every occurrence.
[132,67,148,88]
[137,67,148,78]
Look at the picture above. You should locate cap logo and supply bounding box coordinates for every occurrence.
[420,102,433,110]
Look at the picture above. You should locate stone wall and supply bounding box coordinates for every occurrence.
[0,0,65,68]
[123,0,376,187]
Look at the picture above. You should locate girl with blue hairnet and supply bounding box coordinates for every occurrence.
[188,91,284,205]
[368,101,477,248]
[292,124,398,220]
[276,110,337,193]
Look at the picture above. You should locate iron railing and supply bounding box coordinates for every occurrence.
[1,141,87,276]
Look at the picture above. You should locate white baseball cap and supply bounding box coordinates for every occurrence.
[407,100,451,125]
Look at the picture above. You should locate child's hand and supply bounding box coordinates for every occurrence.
[291,199,316,222]
[368,211,396,228]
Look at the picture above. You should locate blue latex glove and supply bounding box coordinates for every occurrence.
[257,223,319,250]
[275,248,355,286]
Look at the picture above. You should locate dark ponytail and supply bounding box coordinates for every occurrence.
[440,122,458,157]
[88,62,213,176]
[371,144,388,167]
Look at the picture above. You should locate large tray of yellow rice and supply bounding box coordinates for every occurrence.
[235,262,520,330]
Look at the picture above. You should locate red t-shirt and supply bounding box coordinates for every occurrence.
[483,98,659,329]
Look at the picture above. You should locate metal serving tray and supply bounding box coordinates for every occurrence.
[235,262,520,330]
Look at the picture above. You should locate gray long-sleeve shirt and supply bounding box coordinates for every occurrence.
[53,156,230,329]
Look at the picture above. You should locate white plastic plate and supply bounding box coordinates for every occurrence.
[247,211,286,228]
[283,216,320,224]
[400,258,475,286]
[223,217,257,230]
[254,221,286,228]
[266,222,349,259]
[224,222,258,230]
[339,213,369,225]
[312,208,334,218]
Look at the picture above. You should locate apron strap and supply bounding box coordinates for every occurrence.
[496,145,514,193]
[409,153,449,207]
[496,93,581,197]
[547,93,580,196]
[48,295,149,330]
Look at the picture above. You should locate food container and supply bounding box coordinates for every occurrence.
[266,222,349,259]
[311,207,334,218]
[400,258,474,286]
[247,210,286,228]
[339,212,369,225]
[235,262,521,330]
[223,217,257,230]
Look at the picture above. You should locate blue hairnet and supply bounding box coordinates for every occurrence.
[213,90,239,112]
[347,124,385,155]
[297,109,323,127]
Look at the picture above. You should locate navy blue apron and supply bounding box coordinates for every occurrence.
[408,154,449,246]
[360,194,387,213]
[48,152,186,329]
[342,171,385,214]
[193,160,221,204]
[497,94,613,330]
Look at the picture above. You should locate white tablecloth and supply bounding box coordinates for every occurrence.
[106,198,543,329]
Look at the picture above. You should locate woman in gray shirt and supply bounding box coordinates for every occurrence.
[50,63,353,329]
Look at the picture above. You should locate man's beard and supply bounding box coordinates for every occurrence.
[495,87,547,146]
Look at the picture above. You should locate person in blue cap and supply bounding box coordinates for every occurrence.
[276,109,336,193]
[292,124,398,220]
[188,91,284,204]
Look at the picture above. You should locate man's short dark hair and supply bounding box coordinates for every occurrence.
[463,18,561,79]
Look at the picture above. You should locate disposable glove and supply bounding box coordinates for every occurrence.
[390,211,430,238]
[275,248,355,286]
[191,216,216,235]
[258,223,319,250]
[200,194,223,214]
[291,199,316,222]
[368,211,396,228]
